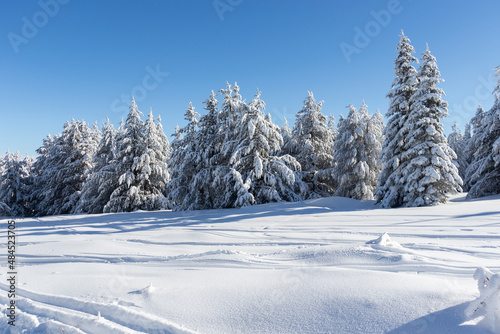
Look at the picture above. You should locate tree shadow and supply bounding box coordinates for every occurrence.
[14,196,375,237]
[387,302,488,334]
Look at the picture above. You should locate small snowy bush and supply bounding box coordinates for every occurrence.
[466,267,500,332]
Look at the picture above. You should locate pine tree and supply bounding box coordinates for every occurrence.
[448,122,468,182]
[30,134,56,215]
[136,108,170,210]
[75,118,117,214]
[188,91,222,210]
[328,114,338,139]
[463,105,487,191]
[467,66,500,198]
[31,120,97,216]
[227,90,304,207]
[211,82,247,209]
[398,45,462,206]
[287,92,336,198]
[0,152,33,216]
[166,102,201,210]
[104,98,149,213]
[333,102,383,200]
[376,31,418,207]
[280,117,292,155]
[218,82,244,165]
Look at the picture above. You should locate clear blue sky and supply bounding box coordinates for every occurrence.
[2,0,499,157]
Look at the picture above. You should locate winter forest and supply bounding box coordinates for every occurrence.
[1,32,499,217]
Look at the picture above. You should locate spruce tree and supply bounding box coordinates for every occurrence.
[0,152,33,216]
[333,102,383,200]
[287,92,336,198]
[104,98,148,213]
[166,102,201,210]
[75,118,117,214]
[228,90,304,207]
[189,91,222,210]
[280,117,292,155]
[31,120,96,216]
[211,82,247,209]
[135,108,170,210]
[448,122,468,182]
[398,45,462,206]
[467,66,500,198]
[376,31,418,207]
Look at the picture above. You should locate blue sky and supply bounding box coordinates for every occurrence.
[2,0,499,156]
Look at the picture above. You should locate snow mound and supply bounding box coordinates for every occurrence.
[366,232,403,249]
[465,267,500,332]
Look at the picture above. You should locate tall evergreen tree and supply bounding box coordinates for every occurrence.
[104,98,149,213]
[467,66,500,198]
[287,92,336,198]
[75,118,117,214]
[31,120,97,216]
[188,91,222,210]
[134,108,170,210]
[166,102,201,210]
[333,102,383,200]
[328,114,338,139]
[463,105,487,191]
[376,31,418,207]
[0,152,33,216]
[398,45,462,206]
[211,82,247,209]
[280,117,292,155]
[227,90,304,207]
[448,122,468,182]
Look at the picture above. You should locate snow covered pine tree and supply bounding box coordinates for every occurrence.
[287,92,336,198]
[104,98,169,212]
[334,102,383,200]
[376,31,419,208]
[398,44,462,206]
[467,66,500,198]
[75,118,117,214]
[0,152,33,216]
[166,102,201,210]
[31,120,97,216]
[377,34,461,207]
[227,89,304,206]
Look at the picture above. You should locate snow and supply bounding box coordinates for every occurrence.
[2,193,500,333]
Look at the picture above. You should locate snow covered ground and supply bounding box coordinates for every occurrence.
[2,193,500,333]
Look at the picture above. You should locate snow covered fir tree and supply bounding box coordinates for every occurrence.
[376,32,462,207]
[333,102,383,200]
[376,31,419,207]
[464,66,500,198]
[223,89,305,207]
[285,92,336,198]
[1,33,500,217]
[397,45,462,206]
[0,152,33,216]
[103,99,170,213]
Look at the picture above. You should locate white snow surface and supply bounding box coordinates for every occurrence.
[2,193,500,333]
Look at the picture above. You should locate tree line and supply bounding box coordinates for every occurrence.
[1,31,499,217]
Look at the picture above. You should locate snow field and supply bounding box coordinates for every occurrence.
[1,193,500,333]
